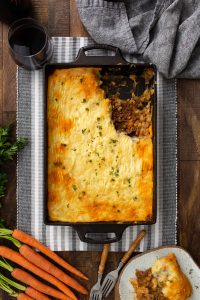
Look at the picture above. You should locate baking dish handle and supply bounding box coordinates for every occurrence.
[75,44,129,65]
[73,224,128,244]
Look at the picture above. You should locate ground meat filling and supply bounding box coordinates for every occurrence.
[132,269,168,300]
[111,98,152,137]
[100,67,155,138]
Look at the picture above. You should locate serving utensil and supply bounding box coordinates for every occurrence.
[101,229,146,298]
[89,243,110,300]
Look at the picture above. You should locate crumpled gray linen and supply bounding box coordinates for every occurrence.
[76,0,200,78]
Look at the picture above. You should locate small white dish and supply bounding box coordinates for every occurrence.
[118,246,200,300]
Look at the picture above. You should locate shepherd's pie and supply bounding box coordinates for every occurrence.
[47,67,154,222]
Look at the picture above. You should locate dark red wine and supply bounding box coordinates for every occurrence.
[8,18,53,70]
[10,25,46,56]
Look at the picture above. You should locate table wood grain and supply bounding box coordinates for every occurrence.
[0,1,200,299]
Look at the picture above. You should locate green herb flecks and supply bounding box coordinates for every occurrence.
[125,178,132,187]
[72,185,77,191]
[109,166,119,177]
[82,128,90,134]
[109,138,118,145]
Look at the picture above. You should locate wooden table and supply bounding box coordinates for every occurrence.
[0,1,200,299]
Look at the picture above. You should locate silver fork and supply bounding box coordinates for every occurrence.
[101,230,146,298]
[89,244,110,300]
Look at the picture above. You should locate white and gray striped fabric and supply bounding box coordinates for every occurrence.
[17,37,177,252]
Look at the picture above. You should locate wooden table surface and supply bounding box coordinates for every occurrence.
[0,1,200,299]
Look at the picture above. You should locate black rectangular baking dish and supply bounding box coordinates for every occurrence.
[44,44,157,244]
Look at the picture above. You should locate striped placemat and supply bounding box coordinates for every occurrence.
[17,37,177,251]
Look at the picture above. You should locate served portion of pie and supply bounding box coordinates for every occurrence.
[131,253,192,300]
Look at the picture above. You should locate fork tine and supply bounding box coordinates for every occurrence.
[102,279,110,293]
[104,280,113,296]
[91,292,99,300]
[95,294,98,300]
[105,278,112,288]
[106,281,113,295]
[102,279,112,295]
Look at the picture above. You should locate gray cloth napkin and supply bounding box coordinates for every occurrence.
[76,0,200,78]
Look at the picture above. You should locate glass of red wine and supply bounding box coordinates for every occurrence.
[8,18,53,70]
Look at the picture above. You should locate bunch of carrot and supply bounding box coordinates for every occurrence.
[0,228,89,300]
[0,266,51,300]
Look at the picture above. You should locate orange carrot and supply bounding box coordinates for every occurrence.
[18,293,34,300]
[0,246,77,300]
[12,229,88,280]
[25,287,51,300]
[12,268,70,300]
[20,245,87,295]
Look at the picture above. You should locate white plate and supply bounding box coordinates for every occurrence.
[118,246,200,300]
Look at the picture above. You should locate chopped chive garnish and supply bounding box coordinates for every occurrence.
[82,128,87,134]
[72,185,77,191]
[109,139,118,144]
